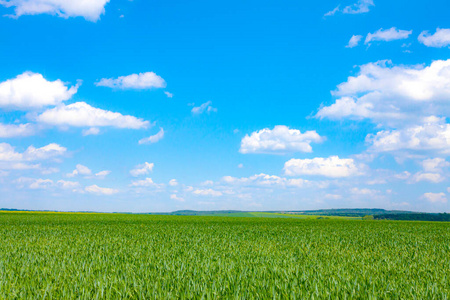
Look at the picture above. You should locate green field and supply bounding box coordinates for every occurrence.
[0,212,449,298]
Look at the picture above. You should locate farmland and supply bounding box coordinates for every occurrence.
[0,212,449,298]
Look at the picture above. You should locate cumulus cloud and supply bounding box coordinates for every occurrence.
[82,127,100,136]
[0,72,78,110]
[95,72,166,89]
[284,156,363,178]
[418,28,450,48]
[422,192,447,204]
[346,35,363,48]
[139,128,164,145]
[67,164,110,178]
[67,164,91,177]
[413,172,445,183]
[85,184,118,195]
[366,120,450,154]
[36,102,150,129]
[240,125,324,154]
[170,194,184,201]
[164,91,173,98]
[129,162,154,177]
[130,177,164,188]
[169,179,178,186]
[325,0,374,16]
[316,59,450,126]
[57,180,80,190]
[422,158,450,173]
[0,142,66,162]
[0,0,110,21]
[192,188,223,197]
[191,101,217,115]
[0,123,35,138]
[222,173,310,188]
[15,177,54,189]
[365,27,412,44]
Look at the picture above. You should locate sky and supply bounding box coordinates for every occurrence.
[1,0,450,213]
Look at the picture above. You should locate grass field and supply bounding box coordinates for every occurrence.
[0,212,449,298]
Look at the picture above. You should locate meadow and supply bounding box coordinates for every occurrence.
[0,212,449,298]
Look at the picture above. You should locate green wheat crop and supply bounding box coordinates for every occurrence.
[0,212,449,299]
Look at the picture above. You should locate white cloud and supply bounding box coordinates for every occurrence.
[238,163,244,168]
[422,192,447,204]
[325,0,374,16]
[129,162,154,177]
[0,72,78,110]
[342,0,374,14]
[191,101,217,115]
[130,177,163,188]
[324,5,340,16]
[346,35,363,48]
[366,120,450,154]
[413,172,445,183]
[284,156,363,178]
[139,128,164,144]
[169,179,178,186]
[240,125,324,154]
[422,158,450,173]
[316,59,450,126]
[418,28,450,48]
[15,177,53,189]
[350,187,380,196]
[0,142,66,162]
[82,127,100,136]
[36,102,150,129]
[67,164,91,177]
[0,0,110,21]
[164,91,173,98]
[95,170,111,178]
[0,123,35,138]
[192,188,223,197]
[85,184,118,195]
[222,173,310,188]
[95,72,166,89]
[365,27,412,44]
[57,180,80,190]
[29,178,53,189]
[170,194,184,202]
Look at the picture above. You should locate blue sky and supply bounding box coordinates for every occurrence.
[1,0,450,212]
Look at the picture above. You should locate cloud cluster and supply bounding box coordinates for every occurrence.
[284,156,363,178]
[316,59,450,126]
[0,0,110,21]
[130,162,154,177]
[37,102,150,129]
[366,119,450,154]
[240,125,324,154]
[0,72,78,110]
[222,173,310,188]
[0,143,66,162]
[418,28,450,48]
[365,27,412,44]
[325,0,374,16]
[95,72,166,89]
[191,101,217,115]
[85,184,118,195]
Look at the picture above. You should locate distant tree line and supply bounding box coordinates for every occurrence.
[374,213,450,222]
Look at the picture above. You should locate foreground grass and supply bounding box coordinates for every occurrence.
[0,212,449,298]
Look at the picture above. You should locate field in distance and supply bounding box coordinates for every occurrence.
[0,212,449,298]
